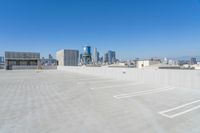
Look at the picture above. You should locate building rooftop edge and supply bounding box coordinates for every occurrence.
[5,51,40,54]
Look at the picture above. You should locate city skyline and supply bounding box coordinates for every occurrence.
[1,46,200,61]
[0,0,200,59]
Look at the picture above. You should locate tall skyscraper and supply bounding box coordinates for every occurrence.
[103,53,108,63]
[80,53,83,63]
[93,48,98,64]
[0,56,4,63]
[49,54,53,60]
[97,52,100,62]
[56,49,79,66]
[190,57,197,65]
[108,50,116,64]
[82,45,92,65]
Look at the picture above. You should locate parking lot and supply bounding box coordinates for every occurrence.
[0,70,200,133]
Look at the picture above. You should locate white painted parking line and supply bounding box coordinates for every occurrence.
[66,77,99,81]
[76,78,103,82]
[87,80,117,83]
[77,79,116,84]
[90,82,143,90]
[159,99,200,119]
[113,86,175,99]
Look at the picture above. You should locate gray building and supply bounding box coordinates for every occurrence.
[93,48,99,64]
[104,53,108,63]
[97,52,100,62]
[56,49,79,66]
[5,51,40,70]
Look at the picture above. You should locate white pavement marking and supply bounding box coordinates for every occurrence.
[87,80,116,83]
[113,86,175,99]
[76,78,101,82]
[90,82,143,90]
[77,80,115,84]
[159,99,200,119]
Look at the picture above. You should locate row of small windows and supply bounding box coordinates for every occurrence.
[7,60,38,66]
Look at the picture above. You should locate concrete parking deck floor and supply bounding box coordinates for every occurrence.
[0,70,200,133]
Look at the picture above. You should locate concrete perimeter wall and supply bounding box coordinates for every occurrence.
[11,66,57,70]
[12,66,37,70]
[58,66,200,90]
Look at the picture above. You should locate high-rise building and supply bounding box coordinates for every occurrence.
[49,54,53,60]
[93,48,98,64]
[97,52,100,62]
[80,53,83,63]
[82,45,92,65]
[0,56,4,69]
[0,56,4,63]
[112,51,116,63]
[108,50,116,64]
[100,56,103,63]
[190,57,197,65]
[103,53,108,63]
[56,49,79,66]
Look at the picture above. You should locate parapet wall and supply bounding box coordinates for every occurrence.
[57,66,200,90]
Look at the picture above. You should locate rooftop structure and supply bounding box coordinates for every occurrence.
[5,51,40,70]
[136,59,161,68]
[56,49,79,66]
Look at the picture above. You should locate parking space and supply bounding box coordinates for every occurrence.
[113,86,175,99]
[85,73,200,132]
[158,99,200,119]
[0,70,200,133]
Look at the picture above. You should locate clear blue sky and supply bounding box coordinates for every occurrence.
[0,0,200,59]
